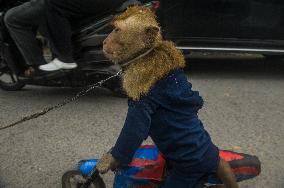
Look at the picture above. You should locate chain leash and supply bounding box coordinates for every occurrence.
[0,70,123,131]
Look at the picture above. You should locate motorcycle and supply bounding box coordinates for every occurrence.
[0,0,159,95]
[62,145,261,188]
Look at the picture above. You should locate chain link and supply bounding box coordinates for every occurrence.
[0,70,123,131]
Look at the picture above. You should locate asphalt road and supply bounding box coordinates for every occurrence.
[0,55,284,188]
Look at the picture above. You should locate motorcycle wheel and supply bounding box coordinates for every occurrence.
[0,58,25,91]
[62,170,106,188]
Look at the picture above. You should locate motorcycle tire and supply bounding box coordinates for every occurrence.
[62,170,106,188]
[0,62,25,91]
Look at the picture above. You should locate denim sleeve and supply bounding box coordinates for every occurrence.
[111,97,158,166]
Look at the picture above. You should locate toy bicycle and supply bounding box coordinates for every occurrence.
[62,145,261,188]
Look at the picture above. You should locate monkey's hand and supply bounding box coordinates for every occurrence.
[96,153,120,174]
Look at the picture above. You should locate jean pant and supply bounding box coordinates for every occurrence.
[4,0,48,66]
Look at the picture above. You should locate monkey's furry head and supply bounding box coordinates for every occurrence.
[103,6,185,100]
[113,6,162,46]
[103,6,162,63]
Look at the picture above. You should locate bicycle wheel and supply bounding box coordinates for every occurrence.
[62,170,106,188]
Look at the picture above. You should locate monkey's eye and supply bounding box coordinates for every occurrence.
[114,28,121,32]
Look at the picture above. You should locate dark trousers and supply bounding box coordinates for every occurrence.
[44,0,126,63]
[161,163,219,188]
[161,154,219,188]
[4,0,48,66]
[161,168,207,188]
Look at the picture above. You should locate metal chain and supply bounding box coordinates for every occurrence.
[0,70,122,131]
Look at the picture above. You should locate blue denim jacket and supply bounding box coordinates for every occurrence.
[111,69,219,172]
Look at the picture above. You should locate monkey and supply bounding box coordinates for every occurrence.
[97,6,239,188]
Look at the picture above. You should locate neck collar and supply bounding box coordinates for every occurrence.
[119,47,155,68]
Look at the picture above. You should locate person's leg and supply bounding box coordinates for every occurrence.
[44,0,80,63]
[40,0,127,71]
[4,0,46,67]
[216,159,239,188]
[44,0,125,58]
[39,0,81,71]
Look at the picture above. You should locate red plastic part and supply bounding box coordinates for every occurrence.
[219,150,244,161]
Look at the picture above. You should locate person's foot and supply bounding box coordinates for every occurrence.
[19,66,45,79]
[24,67,35,77]
[39,58,77,71]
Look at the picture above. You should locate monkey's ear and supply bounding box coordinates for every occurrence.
[144,26,160,46]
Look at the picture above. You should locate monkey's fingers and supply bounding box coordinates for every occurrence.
[96,162,111,174]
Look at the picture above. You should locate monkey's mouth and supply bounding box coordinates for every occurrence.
[103,49,122,63]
